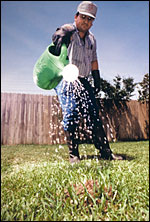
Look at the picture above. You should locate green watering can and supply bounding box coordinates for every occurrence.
[33,43,69,90]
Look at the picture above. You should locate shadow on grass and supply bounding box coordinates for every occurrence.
[117,153,135,161]
[80,154,135,161]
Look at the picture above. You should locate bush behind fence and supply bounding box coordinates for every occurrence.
[1,93,149,145]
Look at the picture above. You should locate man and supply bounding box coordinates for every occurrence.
[52,1,123,163]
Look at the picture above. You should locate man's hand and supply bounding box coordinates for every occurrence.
[92,70,101,95]
[52,24,76,56]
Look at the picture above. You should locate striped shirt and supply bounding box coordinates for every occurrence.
[67,23,97,78]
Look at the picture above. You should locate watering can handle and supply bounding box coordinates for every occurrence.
[58,44,68,64]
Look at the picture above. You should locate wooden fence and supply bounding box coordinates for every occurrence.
[1,92,149,145]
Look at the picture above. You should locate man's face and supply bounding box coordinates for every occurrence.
[75,13,94,33]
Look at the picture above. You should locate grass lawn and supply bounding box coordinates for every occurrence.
[1,141,149,221]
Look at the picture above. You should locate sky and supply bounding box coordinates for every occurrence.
[1,1,149,99]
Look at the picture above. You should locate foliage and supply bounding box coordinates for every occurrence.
[1,141,149,221]
[122,77,137,100]
[92,73,149,101]
[100,78,115,99]
[100,75,137,100]
[138,73,149,102]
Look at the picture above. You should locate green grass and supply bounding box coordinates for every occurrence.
[1,141,149,221]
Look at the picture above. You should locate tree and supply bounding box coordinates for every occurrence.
[99,75,136,101]
[122,77,137,100]
[138,73,149,102]
[113,75,123,100]
[100,78,115,99]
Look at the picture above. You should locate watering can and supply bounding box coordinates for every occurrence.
[33,43,69,90]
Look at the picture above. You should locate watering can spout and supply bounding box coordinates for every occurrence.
[33,43,69,90]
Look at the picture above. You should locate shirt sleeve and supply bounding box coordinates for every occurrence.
[92,38,97,62]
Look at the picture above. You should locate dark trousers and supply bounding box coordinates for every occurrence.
[55,77,112,154]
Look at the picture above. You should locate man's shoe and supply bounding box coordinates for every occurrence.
[101,151,123,160]
[70,156,80,164]
[111,153,123,160]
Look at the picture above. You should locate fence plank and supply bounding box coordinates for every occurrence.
[8,93,15,145]
[39,94,44,145]
[34,94,40,144]
[1,93,6,144]
[49,96,53,144]
[3,93,11,144]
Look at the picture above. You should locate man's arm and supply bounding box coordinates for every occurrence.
[91,60,99,70]
[52,24,76,56]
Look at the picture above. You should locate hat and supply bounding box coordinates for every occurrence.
[77,1,97,19]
